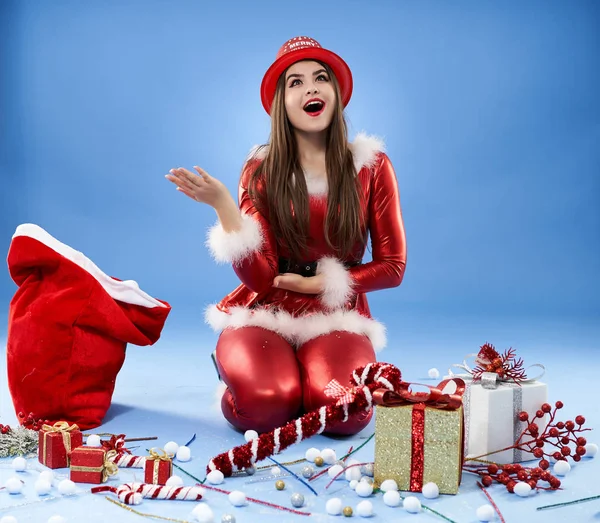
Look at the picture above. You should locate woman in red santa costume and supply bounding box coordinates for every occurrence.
[165,36,406,436]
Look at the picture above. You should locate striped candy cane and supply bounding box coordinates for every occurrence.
[207,363,404,476]
[110,453,146,468]
[92,482,204,505]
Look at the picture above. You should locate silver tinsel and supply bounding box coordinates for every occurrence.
[221,515,236,523]
[301,465,315,478]
[0,426,38,458]
[290,493,305,508]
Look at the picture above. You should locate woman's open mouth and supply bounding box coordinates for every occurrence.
[303,99,325,117]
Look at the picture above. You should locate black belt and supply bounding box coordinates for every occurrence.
[278,257,360,277]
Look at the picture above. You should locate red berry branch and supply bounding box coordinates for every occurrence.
[464,462,561,492]
[465,400,591,493]
[516,401,590,465]
[472,343,527,384]
[17,411,51,431]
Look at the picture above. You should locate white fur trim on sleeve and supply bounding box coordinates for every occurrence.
[205,214,263,265]
[316,256,355,309]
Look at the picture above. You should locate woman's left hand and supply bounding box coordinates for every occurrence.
[273,273,324,294]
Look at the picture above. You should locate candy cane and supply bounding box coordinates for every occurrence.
[92,483,204,505]
[110,452,146,468]
[207,363,404,476]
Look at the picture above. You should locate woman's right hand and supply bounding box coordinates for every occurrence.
[165,166,231,210]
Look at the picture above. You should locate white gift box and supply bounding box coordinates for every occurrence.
[463,380,548,464]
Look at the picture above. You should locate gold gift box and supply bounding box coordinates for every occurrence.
[374,404,464,495]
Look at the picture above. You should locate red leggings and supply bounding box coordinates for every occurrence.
[215,327,376,435]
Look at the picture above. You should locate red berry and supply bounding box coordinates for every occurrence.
[498,473,509,483]
[561,436,571,445]
[552,450,562,459]
[555,401,564,409]
[541,403,552,413]
[539,459,550,470]
[528,480,538,489]
[556,422,565,429]
[576,446,586,456]
[541,471,551,481]
[536,439,545,448]
[482,475,493,487]
[536,409,544,418]
[528,423,539,434]
[561,446,571,456]
[512,464,522,471]
[517,470,528,480]
[565,421,575,431]
[575,415,585,425]
[577,437,587,446]
[506,481,516,493]
[573,454,581,462]
[533,448,544,458]
[549,427,559,437]
[550,478,561,489]
[487,464,499,474]
[518,412,529,422]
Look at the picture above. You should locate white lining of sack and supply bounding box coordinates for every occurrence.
[13,223,167,309]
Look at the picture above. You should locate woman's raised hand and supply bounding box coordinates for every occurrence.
[165,166,231,209]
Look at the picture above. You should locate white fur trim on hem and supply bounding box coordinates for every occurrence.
[204,304,387,351]
[206,214,263,265]
[316,256,355,309]
[12,223,167,309]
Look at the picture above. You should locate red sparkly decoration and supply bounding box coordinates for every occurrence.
[0,412,51,434]
[472,343,527,384]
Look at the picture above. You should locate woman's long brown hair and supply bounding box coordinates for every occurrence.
[247,61,364,261]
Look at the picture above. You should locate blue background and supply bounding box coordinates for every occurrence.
[1,2,599,521]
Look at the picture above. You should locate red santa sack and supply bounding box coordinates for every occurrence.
[6,223,171,430]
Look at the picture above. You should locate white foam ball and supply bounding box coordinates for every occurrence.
[192,503,214,523]
[422,482,439,499]
[57,479,76,495]
[271,466,281,475]
[361,463,374,477]
[513,481,532,497]
[380,479,398,492]
[585,443,598,457]
[47,517,66,523]
[0,516,18,523]
[39,470,54,483]
[383,490,402,507]
[326,498,343,515]
[428,368,440,379]
[349,479,359,490]
[164,441,179,457]
[166,475,184,487]
[403,496,421,513]
[553,460,571,476]
[356,500,374,517]
[345,466,362,482]
[305,448,321,462]
[244,430,259,442]
[206,470,224,485]
[176,446,191,462]
[346,458,361,468]
[86,434,101,447]
[355,481,373,497]
[12,457,27,472]
[476,504,495,522]
[320,448,336,465]
[35,479,52,496]
[4,478,23,495]
[228,490,247,507]
[328,464,344,480]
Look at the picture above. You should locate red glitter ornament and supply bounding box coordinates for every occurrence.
[471,343,528,384]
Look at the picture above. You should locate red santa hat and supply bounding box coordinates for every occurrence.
[6,224,171,430]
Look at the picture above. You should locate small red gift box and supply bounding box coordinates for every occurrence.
[70,447,118,484]
[144,448,173,485]
[38,422,83,469]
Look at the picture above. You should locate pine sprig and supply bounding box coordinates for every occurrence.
[0,426,38,458]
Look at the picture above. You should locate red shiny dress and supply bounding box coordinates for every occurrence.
[205,133,407,434]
